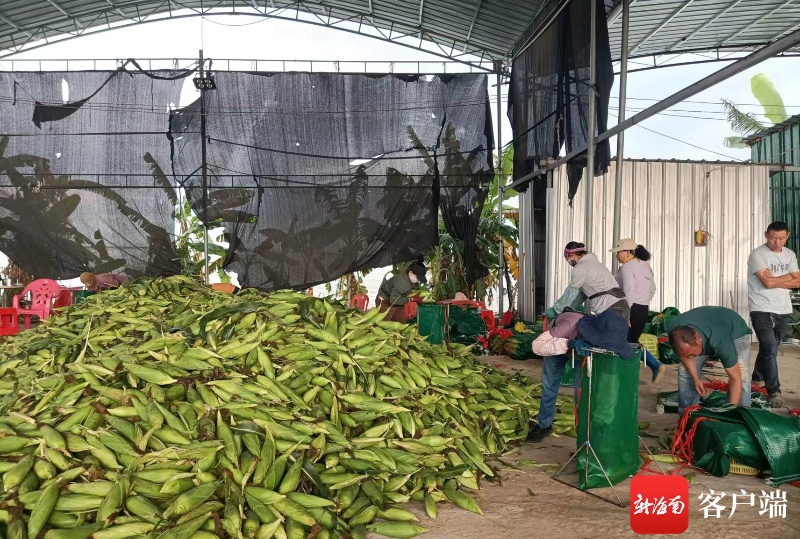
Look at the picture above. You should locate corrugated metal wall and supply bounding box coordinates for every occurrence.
[751,121,800,255]
[519,160,771,324]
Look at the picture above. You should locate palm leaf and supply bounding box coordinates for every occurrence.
[207,188,255,212]
[723,136,748,149]
[314,187,347,217]
[6,154,50,170]
[500,146,514,179]
[406,126,435,170]
[213,210,257,223]
[143,153,178,207]
[751,73,789,125]
[47,193,82,223]
[349,168,370,212]
[722,99,766,136]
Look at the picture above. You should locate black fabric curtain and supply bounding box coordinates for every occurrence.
[437,95,494,285]
[170,72,493,290]
[508,0,613,205]
[0,68,186,278]
[0,69,493,288]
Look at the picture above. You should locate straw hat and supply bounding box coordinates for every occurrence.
[80,272,96,289]
[609,238,639,253]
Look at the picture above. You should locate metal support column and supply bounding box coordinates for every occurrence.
[584,0,598,250]
[612,0,630,265]
[200,49,210,285]
[496,69,505,316]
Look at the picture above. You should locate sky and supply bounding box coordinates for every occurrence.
[1,10,799,294]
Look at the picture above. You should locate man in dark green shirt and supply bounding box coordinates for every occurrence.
[667,306,752,415]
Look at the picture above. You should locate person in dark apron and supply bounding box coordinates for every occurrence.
[544,241,630,322]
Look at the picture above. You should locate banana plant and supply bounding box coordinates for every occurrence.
[723,73,789,149]
[407,123,519,305]
[175,198,231,283]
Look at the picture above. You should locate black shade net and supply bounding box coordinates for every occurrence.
[0,66,188,278]
[508,0,613,205]
[170,72,493,290]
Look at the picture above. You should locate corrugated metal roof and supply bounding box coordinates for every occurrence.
[0,0,545,63]
[607,0,800,60]
[743,114,800,145]
[0,1,798,63]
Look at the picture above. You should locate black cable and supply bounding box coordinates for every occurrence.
[207,136,489,161]
[2,182,478,190]
[499,86,594,152]
[607,112,744,161]
[0,131,200,136]
[0,94,493,115]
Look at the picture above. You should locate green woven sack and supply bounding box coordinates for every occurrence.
[448,306,486,337]
[575,349,642,488]
[417,304,446,345]
[691,417,770,476]
[651,307,681,336]
[686,403,769,474]
[503,333,538,360]
[657,342,680,365]
[661,307,681,317]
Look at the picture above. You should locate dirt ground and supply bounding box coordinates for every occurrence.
[394,344,800,539]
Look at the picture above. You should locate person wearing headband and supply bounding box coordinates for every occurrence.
[610,238,664,383]
[543,241,630,322]
[79,271,130,292]
[375,256,428,323]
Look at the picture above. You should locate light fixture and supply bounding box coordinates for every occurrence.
[193,75,216,90]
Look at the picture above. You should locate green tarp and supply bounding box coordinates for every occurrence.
[685,402,800,485]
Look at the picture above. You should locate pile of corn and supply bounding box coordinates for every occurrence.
[0,276,554,539]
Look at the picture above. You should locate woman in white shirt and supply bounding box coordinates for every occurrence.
[610,238,664,383]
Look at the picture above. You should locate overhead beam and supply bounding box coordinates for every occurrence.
[508,26,800,191]
[465,0,483,44]
[0,9,497,70]
[46,0,83,28]
[630,0,695,54]
[665,0,744,53]
[418,0,424,26]
[776,19,800,40]
[721,0,796,45]
[607,0,637,26]
[103,0,128,19]
[0,13,34,38]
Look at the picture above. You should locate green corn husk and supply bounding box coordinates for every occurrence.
[0,276,571,538]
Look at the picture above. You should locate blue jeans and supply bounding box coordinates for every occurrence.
[537,354,581,429]
[750,311,788,396]
[677,334,751,415]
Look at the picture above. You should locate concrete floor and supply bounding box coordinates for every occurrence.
[397,344,800,539]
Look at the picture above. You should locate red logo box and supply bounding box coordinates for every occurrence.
[630,475,690,534]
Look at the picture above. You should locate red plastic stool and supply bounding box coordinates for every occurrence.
[0,308,19,336]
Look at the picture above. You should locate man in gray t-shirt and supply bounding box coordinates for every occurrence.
[747,221,800,408]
